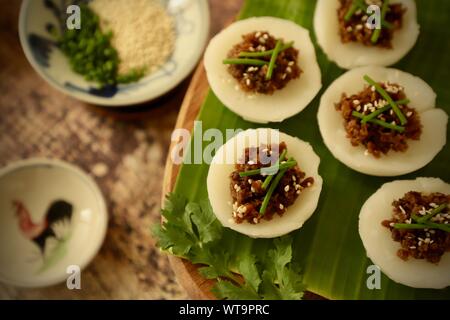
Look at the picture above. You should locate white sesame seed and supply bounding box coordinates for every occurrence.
[249,47,255,52]
[346,26,353,32]
[242,206,247,213]
[430,203,438,208]
[248,160,255,165]
[307,182,312,187]
[279,204,284,210]
[409,246,416,249]
[281,73,287,80]
[246,79,251,86]
[255,32,261,38]
[371,86,376,92]
[251,187,256,193]
[356,24,363,30]
[356,9,362,15]
[292,175,296,181]
[362,15,368,21]
[353,99,360,105]
[356,105,361,112]
[253,217,259,224]
[288,61,295,66]
[284,185,290,192]
[364,149,370,156]
[263,33,269,39]
[296,190,301,195]
[406,111,413,117]
[259,37,266,44]
[286,66,292,73]
[389,222,395,227]
[248,179,253,184]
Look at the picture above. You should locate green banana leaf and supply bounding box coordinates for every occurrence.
[172,0,450,299]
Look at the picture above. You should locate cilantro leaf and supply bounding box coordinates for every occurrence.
[213,280,261,300]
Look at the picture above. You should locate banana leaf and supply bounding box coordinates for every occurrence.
[172,0,450,299]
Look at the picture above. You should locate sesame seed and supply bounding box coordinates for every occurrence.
[288,61,295,66]
[253,217,259,224]
[279,204,284,210]
[248,179,253,184]
[389,222,395,227]
[255,32,261,38]
[356,105,361,112]
[356,9,362,15]
[248,160,255,165]
[249,47,255,52]
[356,24,363,30]
[259,37,266,44]
[346,26,353,32]
[281,73,287,80]
[263,33,269,39]
[391,121,396,125]
[251,187,256,193]
[409,246,416,249]
[296,190,301,195]
[362,15,368,21]
[286,66,292,73]
[353,99,360,105]
[242,206,247,213]
[246,79,251,86]
[284,185,290,192]
[364,149,370,156]
[406,111,413,117]
[430,203,438,208]
[307,182,312,187]
[371,86,376,92]
[292,175,296,181]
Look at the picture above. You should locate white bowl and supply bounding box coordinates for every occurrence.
[18,0,210,106]
[0,158,108,287]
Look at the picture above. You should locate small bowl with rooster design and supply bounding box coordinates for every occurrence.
[0,158,107,288]
[18,0,210,106]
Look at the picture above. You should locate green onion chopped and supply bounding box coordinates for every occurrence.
[260,167,288,215]
[363,75,407,125]
[344,1,360,21]
[238,41,294,58]
[352,111,405,132]
[223,58,271,66]
[266,40,282,80]
[422,221,450,233]
[393,223,430,230]
[371,0,390,44]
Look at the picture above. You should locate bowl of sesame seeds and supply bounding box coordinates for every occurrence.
[19,0,210,106]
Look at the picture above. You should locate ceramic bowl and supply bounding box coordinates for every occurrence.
[0,158,108,287]
[19,0,210,106]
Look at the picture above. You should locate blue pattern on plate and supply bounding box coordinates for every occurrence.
[26,0,191,98]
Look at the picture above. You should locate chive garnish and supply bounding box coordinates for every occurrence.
[259,167,288,215]
[422,221,450,233]
[416,203,448,223]
[393,223,430,230]
[261,149,288,189]
[363,75,407,125]
[361,99,410,124]
[239,160,296,178]
[238,41,294,58]
[352,111,405,132]
[371,0,390,44]
[266,40,282,80]
[223,58,270,66]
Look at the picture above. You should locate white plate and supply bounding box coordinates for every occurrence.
[0,158,108,287]
[18,0,210,106]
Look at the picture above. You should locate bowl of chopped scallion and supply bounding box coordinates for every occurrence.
[19,0,209,106]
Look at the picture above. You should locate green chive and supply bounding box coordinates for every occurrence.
[344,1,360,21]
[223,58,270,66]
[261,149,287,189]
[363,75,407,125]
[266,40,282,80]
[352,111,405,132]
[371,0,390,44]
[361,99,410,124]
[393,223,430,230]
[259,167,288,215]
[238,41,294,58]
[416,203,448,223]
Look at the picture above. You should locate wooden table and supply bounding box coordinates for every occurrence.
[0,0,242,299]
